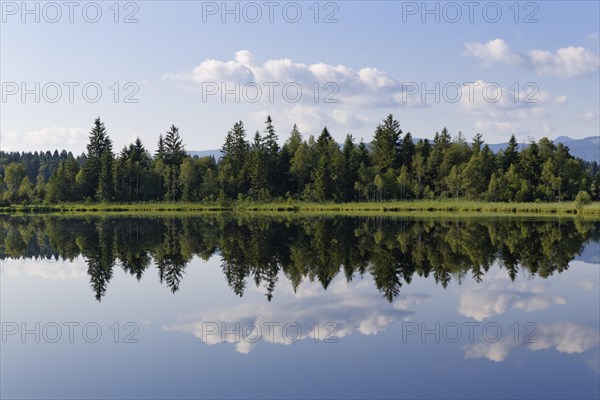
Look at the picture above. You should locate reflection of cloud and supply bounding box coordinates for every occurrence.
[164,276,429,353]
[465,323,600,362]
[465,339,517,362]
[579,280,595,291]
[458,275,566,321]
[529,323,600,354]
[0,257,87,280]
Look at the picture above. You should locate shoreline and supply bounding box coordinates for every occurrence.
[1,200,599,218]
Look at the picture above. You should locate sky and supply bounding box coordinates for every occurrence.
[1,0,599,154]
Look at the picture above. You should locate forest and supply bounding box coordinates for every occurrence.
[1,115,599,206]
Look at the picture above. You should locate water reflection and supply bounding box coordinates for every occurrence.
[162,270,599,362]
[164,276,429,353]
[2,215,599,399]
[465,322,600,362]
[1,215,598,302]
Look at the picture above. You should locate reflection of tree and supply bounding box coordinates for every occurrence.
[154,219,190,293]
[115,219,152,280]
[1,216,598,302]
[78,220,116,301]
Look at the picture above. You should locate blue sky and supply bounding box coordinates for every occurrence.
[1,1,599,153]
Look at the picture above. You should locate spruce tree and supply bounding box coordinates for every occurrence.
[371,114,402,200]
[502,134,519,171]
[161,125,186,201]
[313,127,335,201]
[82,118,113,201]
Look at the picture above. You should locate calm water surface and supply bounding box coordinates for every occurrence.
[1,216,599,399]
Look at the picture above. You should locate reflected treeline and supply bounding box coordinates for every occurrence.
[1,216,598,302]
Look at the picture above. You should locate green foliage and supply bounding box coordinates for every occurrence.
[371,115,402,199]
[575,190,592,208]
[3,162,26,203]
[82,118,113,199]
[1,115,599,206]
[45,158,80,202]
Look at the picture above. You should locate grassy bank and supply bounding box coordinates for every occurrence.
[1,200,599,217]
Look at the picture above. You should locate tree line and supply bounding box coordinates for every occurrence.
[2,215,596,301]
[1,115,599,205]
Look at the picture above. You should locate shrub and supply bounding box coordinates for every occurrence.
[575,190,592,208]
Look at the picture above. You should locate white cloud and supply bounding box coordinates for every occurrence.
[458,272,566,321]
[465,40,600,78]
[464,38,523,67]
[460,80,551,138]
[331,109,370,127]
[474,120,517,136]
[465,338,517,362]
[529,46,600,78]
[163,50,423,109]
[580,109,597,121]
[529,323,600,354]
[465,323,600,362]
[249,105,324,136]
[248,105,371,138]
[0,257,88,280]
[554,95,567,105]
[164,275,429,353]
[357,67,399,90]
[460,80,549,117]
[577,273,599,291]
[1,127,88,152]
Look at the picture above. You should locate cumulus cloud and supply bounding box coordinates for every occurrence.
[163,50,426,109]
[474,120,518,136]
[249,106,324,136]
[465,39,600,78]
[529,46,600,78]
[464,38,524,67]
[249,105,371,137]
[0,257,88,280]
[460,80,550,117]
[458,272,566,321]
[554,95,567,104]
[465,338,518,362]
[458,80,551,137]
[529,323,600,354]
[1,127,88,152]
[164,275,429,353]
[465,322,600,362]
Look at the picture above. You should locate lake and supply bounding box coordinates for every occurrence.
[1,215,599,399]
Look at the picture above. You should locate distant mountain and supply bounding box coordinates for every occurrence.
[553,136,599,163]
[487,136,599,163]
[188,136,599,163]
